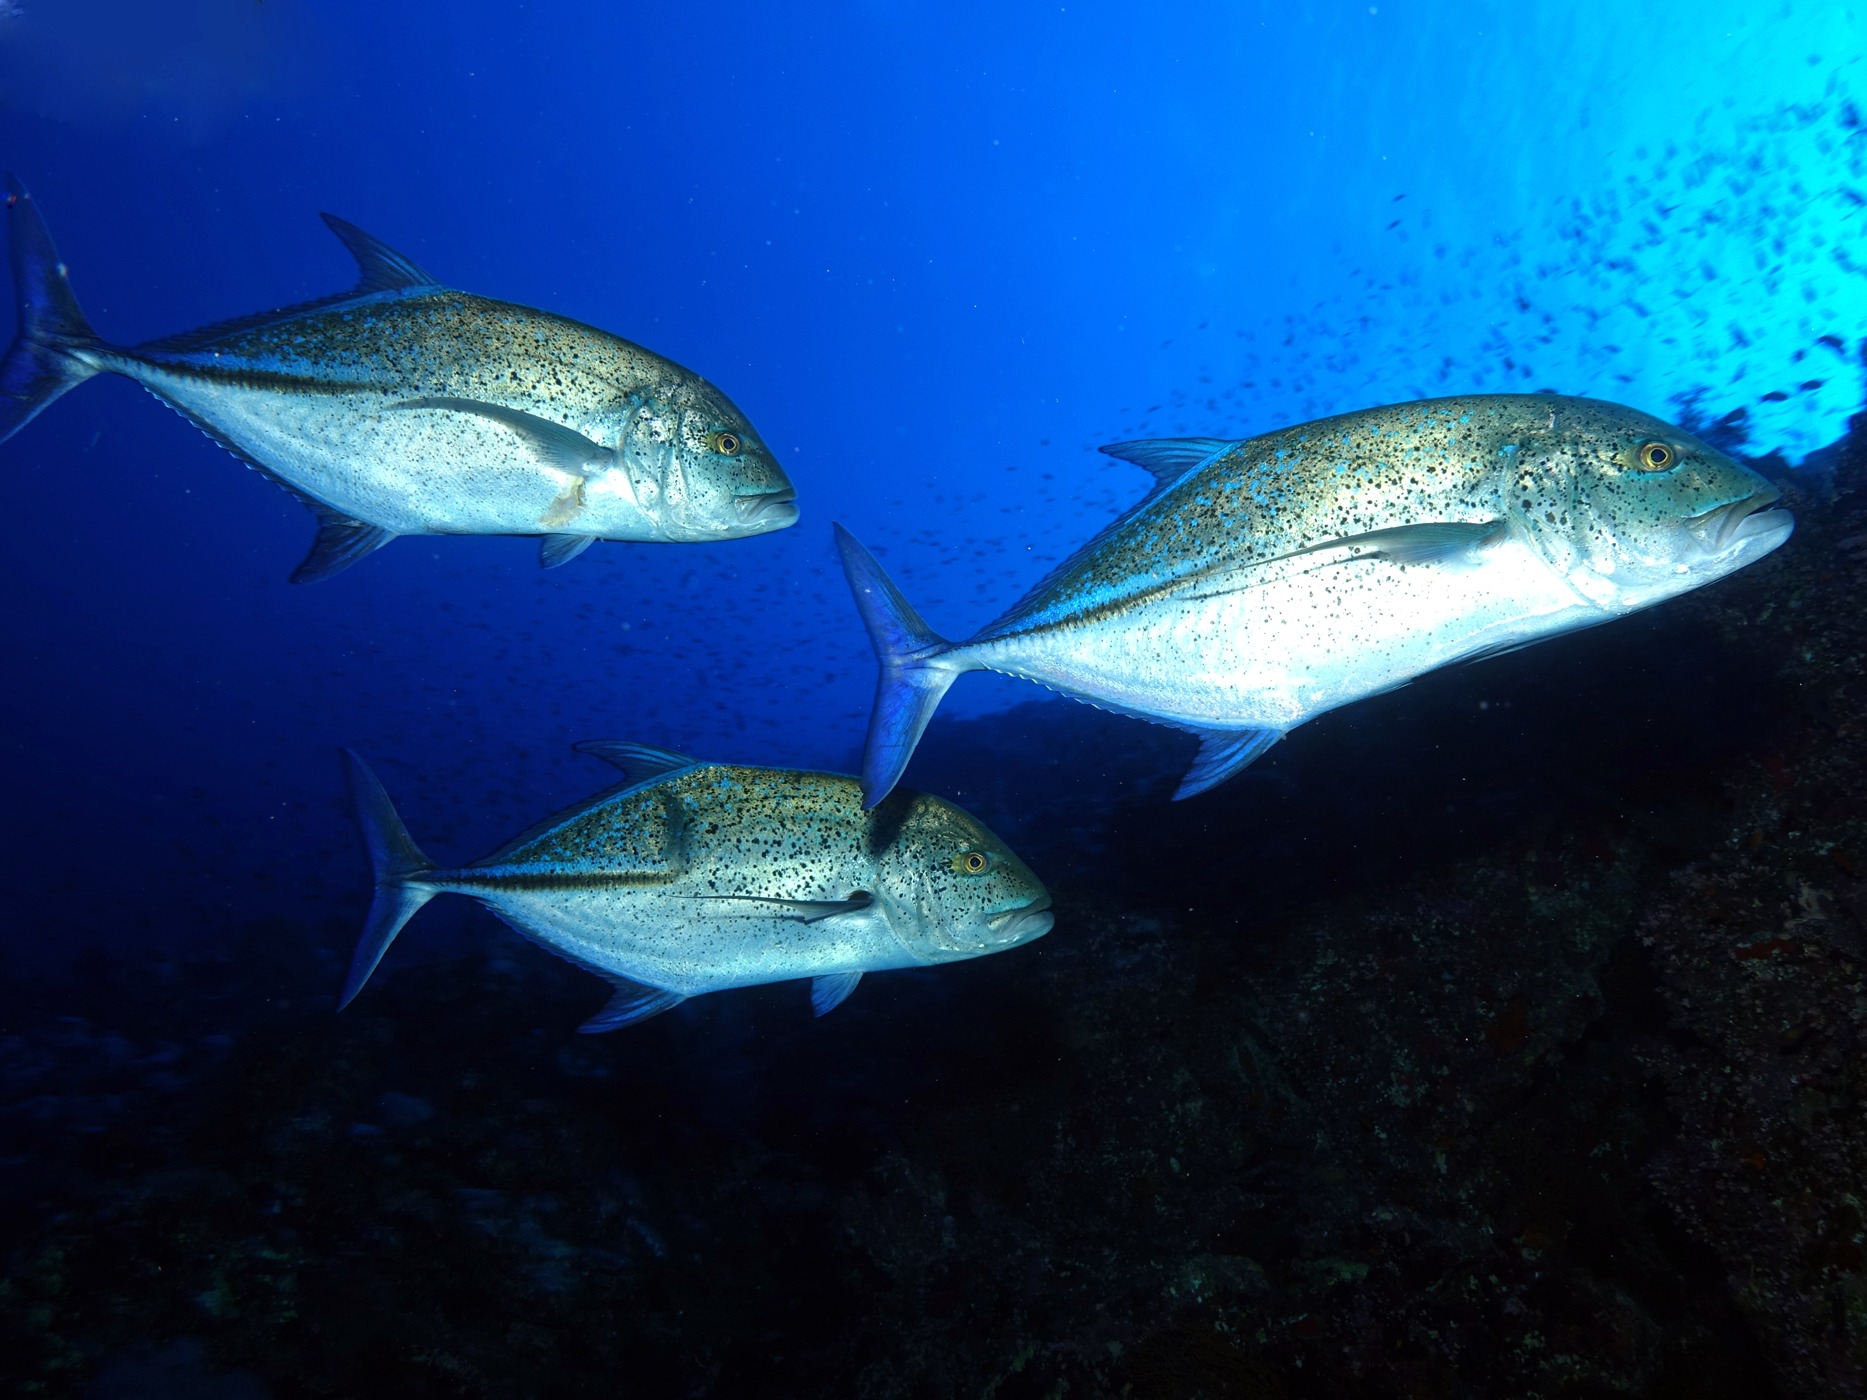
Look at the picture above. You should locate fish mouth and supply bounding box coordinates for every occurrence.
[987,893,1054,941]
[734,487,800,528]
[1687,489,1794,553]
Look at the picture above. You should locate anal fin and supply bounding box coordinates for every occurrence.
[811,971,863,1017]
[135,391,398,583]
[1175,727,1282,800]
[579,977,685,1034]
[294,504,396,584]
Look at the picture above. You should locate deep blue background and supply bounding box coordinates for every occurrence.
[0,0,1860,967]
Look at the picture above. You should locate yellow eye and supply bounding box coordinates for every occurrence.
[708,430,743,456]
[1635,441,1676,472]
[951,851,991,875]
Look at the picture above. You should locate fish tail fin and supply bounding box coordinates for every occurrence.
[833,523,975,808]
[1,176,102,445]
[339,748,438,1011]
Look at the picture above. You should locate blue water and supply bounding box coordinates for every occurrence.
[0,4,1863,1393]
[2,0,1859,953]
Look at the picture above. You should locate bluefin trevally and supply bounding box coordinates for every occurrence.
[837,394,1794,805]
[0,177,798,581]
[339,743,1052,1030]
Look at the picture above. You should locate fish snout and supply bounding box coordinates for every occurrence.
[1686,488,1794,554]
[986,893,1054,943]
[734,486,800,530]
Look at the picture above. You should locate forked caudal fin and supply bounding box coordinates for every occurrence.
[339,749,439,1010]
[833,523,976,808]
[1,176,103,445]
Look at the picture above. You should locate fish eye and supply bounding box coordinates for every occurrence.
[708,430,743,456]
[1635,441,1677,472]
[951,851,992,876]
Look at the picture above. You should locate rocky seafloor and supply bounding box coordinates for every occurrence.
[4,413,1865,1399]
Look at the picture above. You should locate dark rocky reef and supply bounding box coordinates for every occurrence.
[2,415,1864,1398]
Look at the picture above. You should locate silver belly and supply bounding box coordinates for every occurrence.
[972,540,1597,731]
[469,886,919,997]
[127,364,649,538]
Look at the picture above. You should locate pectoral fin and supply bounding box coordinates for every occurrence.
[683,892,875,924]
[1174,727,1282,800]
[578,977,685,1034]
[392,396,608,476]
[1302,520,1505,567]
[293,503,396,584]
[810,972,863,1017]
[1156,520,1511,608]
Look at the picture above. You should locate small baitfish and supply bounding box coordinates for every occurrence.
[0,177,797,580]
[838,394,1793,805]
[339,742,1053,1031]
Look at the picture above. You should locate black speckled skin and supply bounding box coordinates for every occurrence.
[85,282,795,542]
[956,394,1790,733]
[431,764,1052,999]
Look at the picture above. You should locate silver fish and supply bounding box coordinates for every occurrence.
[0,176,798,580]
[339,743,1053,1030]
[838,393,1793,805]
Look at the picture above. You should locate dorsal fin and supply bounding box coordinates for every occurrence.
[136,287,420,354]
[318,213,439,293]
[136,215,443,355]
[1098,437,1234,482]
[573,740,697,781]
